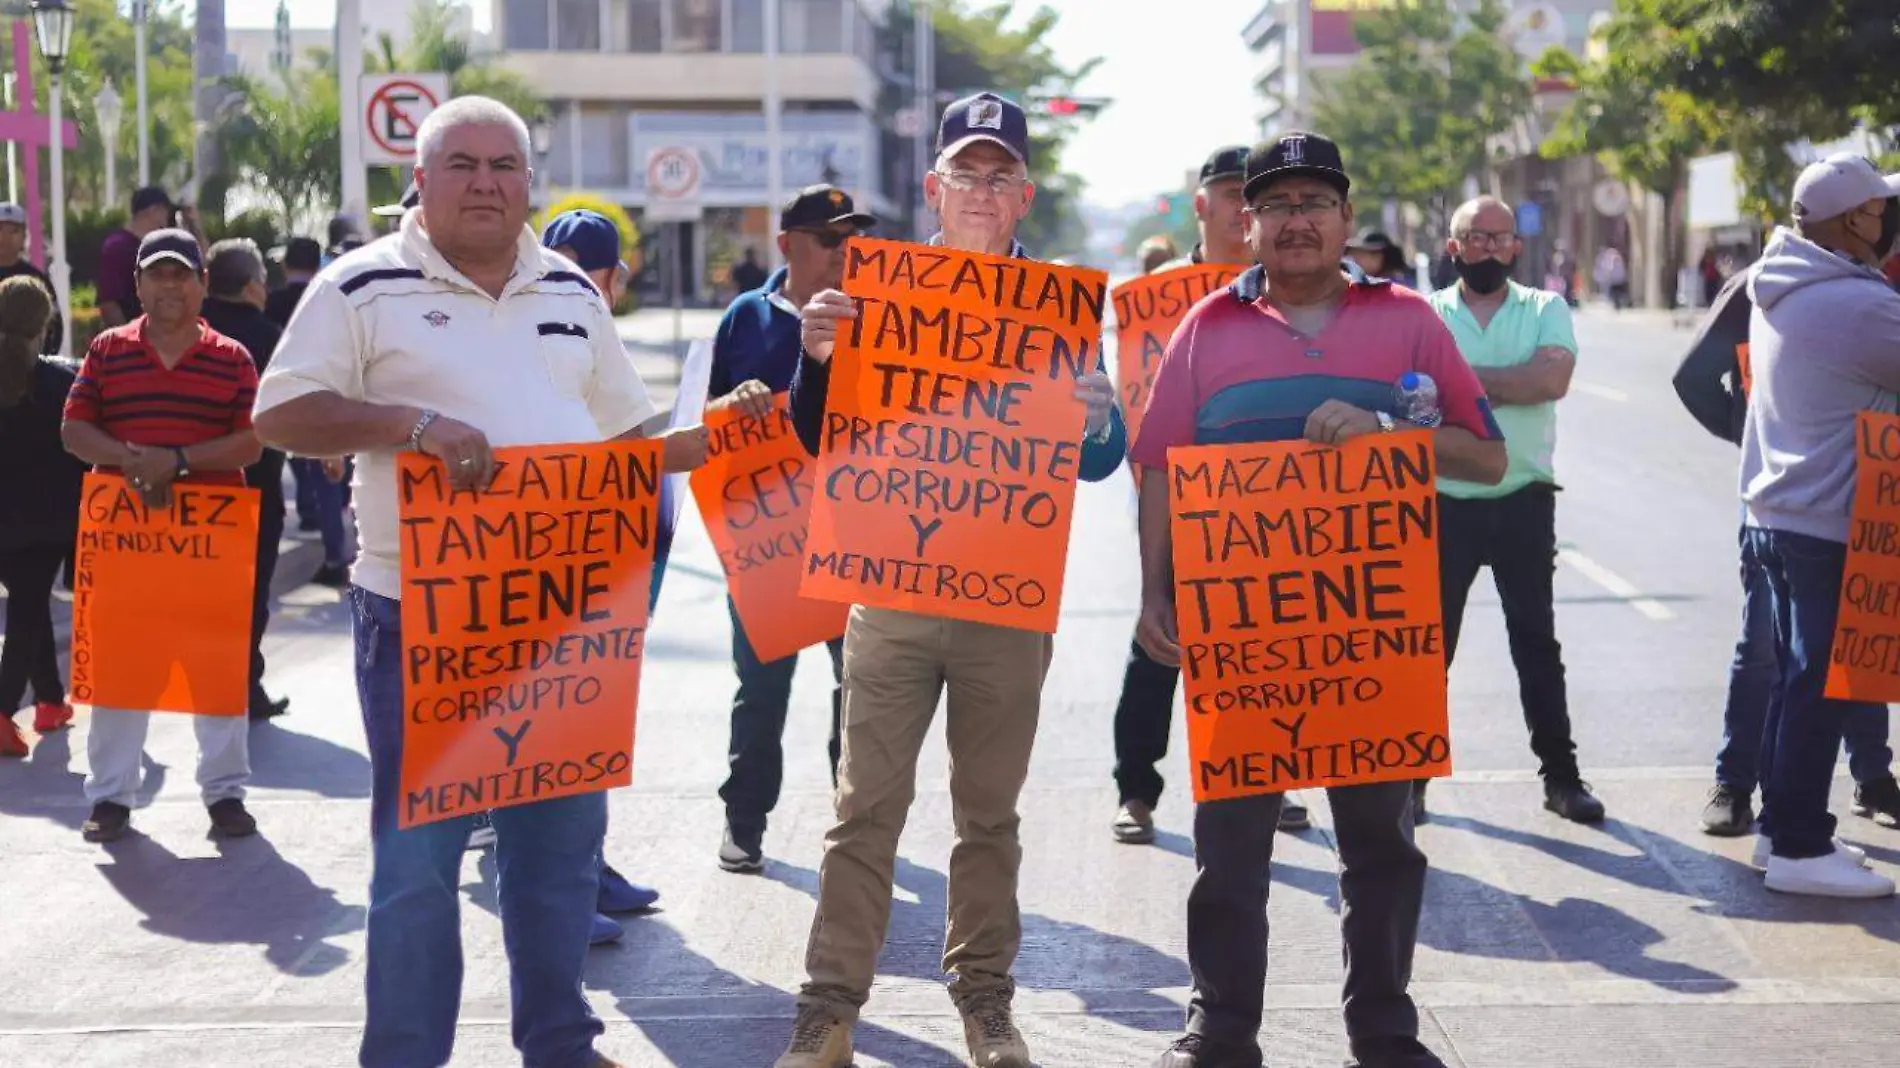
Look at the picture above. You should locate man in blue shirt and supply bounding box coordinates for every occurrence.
[709,185,874,875]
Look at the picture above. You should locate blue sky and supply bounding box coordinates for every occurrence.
[222,0,1265,206]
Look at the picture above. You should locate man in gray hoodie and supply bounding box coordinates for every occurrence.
[1742,152,1900,898]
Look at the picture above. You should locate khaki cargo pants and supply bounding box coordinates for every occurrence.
[798,604,1053,1021]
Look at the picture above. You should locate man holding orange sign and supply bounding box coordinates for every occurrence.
[1107,144,1314,845]
[700,184,872,876]
[1131,132,1505,1068]
[253,98,707,1068]
[772,92,1123,1068]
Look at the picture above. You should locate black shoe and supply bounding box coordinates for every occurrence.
[1155,1033,1263,1068]
[249,695,290,721]
[1852,776,1900,828]
[1699,783,1754,837]
[1544,778,1606,824]
[310,563,350,589]
[82,801,131,843]
[208,798,258,837]
[1411,779,1429,825]
[1277,797,1310,831]
[718,825,764,873]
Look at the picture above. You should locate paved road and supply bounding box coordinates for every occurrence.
[5,307,1900,1067]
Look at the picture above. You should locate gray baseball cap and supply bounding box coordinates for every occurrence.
[0,203,24,226]
[1791,152,1900,222]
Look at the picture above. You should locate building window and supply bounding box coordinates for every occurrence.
[504,0,550,50]
[730,0,764,52]
[669,0,722,52]
[555,0,601,50]
[627,0,662,51]
[546,105,578,186]
[579,106,630,187]
[782,0,843,54]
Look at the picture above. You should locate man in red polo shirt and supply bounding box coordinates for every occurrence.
[1132,133,1505,1068]
[61,228,264,844]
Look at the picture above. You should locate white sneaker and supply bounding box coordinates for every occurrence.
[1750,835,1867,871]
[1763,849,1895,898]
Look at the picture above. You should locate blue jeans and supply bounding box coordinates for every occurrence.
[1748,529,1885,860]
[350,587,607,1068]
[293,457,353,566]
[719,597,843,836]
[1718,526,1891,793]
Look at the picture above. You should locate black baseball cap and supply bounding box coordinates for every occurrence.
[136,228,203,273]
[131,185,174,216]
[1347,228,1396,252]
[1200,145,1249,186]
[1244,131,1351,201]
[937,91,1031,166]
[780,184,876,232]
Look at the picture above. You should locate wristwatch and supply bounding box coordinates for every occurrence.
[172,446,191,477]
[407,409,440,451]
[1376,411,1396,433]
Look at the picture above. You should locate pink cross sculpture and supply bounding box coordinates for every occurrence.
[0,22,80,266]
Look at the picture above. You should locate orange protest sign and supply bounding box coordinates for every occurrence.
[1827,411,1900,700]
[692,395,849,662]
[1736,342,1753,397]
[1112,263,1244,452]
[396,441,662,828]
[69,475,259,716]
[801,236,1108,632]
[1168,433,1450,802]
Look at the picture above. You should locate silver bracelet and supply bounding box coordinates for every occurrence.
[407,409,439,451]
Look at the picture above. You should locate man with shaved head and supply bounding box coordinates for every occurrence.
[1423,195,1603,827]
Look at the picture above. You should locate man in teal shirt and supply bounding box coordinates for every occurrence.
[1425,195,1606,825]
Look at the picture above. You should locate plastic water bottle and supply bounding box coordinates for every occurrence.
[1394,372,1442,428]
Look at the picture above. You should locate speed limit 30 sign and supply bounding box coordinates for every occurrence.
[645,146,703,222]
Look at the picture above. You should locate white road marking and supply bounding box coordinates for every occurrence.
[1557,548,1676,621]
[1571,380,1629,402]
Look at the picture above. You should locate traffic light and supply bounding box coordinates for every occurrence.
[1046,96,1080,117]
[1028,93,1109,118]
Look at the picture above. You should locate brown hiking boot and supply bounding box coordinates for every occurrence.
[208,798,258,838]
[82,801,131,843]
[960,990,1032,1068]
[773,1004,853,1068]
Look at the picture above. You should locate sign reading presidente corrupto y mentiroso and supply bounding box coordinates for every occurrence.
[1169,432,1452,802]
[396,441,661,828]
[801,236,1109,632]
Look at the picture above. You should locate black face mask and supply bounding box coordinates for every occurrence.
[1875,199,1900,261]
[1455,256,1511,294]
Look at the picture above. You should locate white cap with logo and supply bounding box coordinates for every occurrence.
[0,203,26,226]
[1791,152,1900,222]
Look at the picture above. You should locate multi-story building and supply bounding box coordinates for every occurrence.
[489,0,902,303]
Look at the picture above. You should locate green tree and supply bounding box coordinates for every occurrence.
[219,68,340,234]
[926,1,1102,257]
[1309,0,1534,233]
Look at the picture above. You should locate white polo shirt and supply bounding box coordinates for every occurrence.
[254,210,658,599]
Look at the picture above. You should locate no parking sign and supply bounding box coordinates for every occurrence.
[359,74,450,167]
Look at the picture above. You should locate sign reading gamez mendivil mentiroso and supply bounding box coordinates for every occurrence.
[800,236,1108,633]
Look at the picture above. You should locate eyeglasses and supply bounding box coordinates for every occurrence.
[792,228,853,250]
[935,169,1026,195]
[1246,197,1341,220]
[1457,229,1518,249]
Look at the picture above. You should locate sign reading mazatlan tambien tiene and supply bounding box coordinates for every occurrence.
[692,396,849,662]
[69,474,259,716]
[801,236,1108,632]
[1169,433,1450,802]
[396,441,661,828]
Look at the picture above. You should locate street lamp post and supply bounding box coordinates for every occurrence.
[31,0,74,361]
[93,77,123,209]
[132,0,149,186]
[531,115,554,209]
